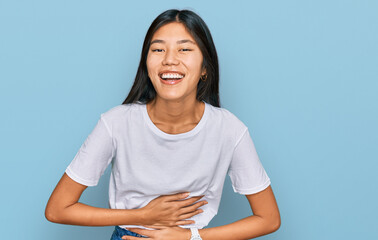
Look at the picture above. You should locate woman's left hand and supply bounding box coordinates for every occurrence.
[121,225,191,240]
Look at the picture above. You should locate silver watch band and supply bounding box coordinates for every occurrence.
[190,227,202,240]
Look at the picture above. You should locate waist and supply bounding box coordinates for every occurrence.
[112,226,149,238]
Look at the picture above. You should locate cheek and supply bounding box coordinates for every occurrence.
[187,60,204,76]
[188,53,204,73]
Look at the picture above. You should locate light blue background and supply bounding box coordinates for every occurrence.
[1,0,377,239]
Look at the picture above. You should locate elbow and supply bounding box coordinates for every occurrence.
[268,212,281,233]
[257,210,280,234]
[270,215,281,232]
[45,204,62,223]
[45,206,56,223]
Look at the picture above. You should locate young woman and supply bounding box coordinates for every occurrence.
[45,9,280,240]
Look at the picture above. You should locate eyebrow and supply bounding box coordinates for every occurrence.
[150,39,196,45]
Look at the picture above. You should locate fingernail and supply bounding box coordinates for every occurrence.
[183,192,190,197]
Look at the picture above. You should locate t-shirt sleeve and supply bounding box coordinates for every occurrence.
[228,128,271,195]
[65,114,115,186]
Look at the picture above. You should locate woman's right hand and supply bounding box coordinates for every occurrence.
[141,192,208,227]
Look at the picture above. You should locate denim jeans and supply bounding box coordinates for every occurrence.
[110,226,149,239]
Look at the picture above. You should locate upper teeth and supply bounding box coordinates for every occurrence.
[161,73,184,79]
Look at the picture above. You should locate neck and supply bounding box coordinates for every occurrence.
[146,97,204,126]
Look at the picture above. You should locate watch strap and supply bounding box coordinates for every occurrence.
[190,227,202,239]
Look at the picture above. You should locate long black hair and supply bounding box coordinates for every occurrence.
[122,9,220,107]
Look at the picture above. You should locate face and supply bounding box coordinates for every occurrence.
[146,22,206,103]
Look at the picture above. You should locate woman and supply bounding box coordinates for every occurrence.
[45,9,280,240]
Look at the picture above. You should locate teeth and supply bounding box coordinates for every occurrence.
[161,73,184,79]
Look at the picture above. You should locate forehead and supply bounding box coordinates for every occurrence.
[151,22,195,42]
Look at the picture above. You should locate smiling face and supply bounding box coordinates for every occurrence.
[146,22,206,103]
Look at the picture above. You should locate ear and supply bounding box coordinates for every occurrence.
[201,67,207,76]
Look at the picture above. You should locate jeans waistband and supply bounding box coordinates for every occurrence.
[111,226,148,239]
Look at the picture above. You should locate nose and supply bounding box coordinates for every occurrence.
[162,49,179,66]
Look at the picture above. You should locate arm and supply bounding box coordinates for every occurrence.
[45,173,207,226]
[199,185,280,240]
[126,185,280,240]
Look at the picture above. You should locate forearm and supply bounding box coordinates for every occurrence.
[46,202,146,226]
[199,215,280,240]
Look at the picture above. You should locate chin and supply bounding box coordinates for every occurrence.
[156,91,184,101]
[159,96,183,102]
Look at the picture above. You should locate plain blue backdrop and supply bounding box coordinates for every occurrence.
[1,0,377,239]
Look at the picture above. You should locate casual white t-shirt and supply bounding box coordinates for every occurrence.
[65,101,271,230]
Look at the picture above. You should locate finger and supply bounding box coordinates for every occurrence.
[175,220,195,225]
[176,195,205,207]
[179,208,204,219]
[163,192,190,202]
[180,199,208,214]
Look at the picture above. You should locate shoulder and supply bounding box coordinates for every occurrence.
[206,103,248,136]
[100,102,144,123]
[207,104,247,127]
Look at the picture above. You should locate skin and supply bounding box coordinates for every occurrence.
[45,21,281,239]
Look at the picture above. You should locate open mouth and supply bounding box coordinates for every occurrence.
[159,72,185,84]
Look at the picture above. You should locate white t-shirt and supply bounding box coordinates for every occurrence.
[65,101,271,230]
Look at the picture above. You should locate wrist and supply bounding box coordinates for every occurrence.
[131,207,149,225]
[184,228,191,240]
[190,227,203,240]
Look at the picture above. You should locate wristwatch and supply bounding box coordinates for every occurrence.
[190,227,202,240]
